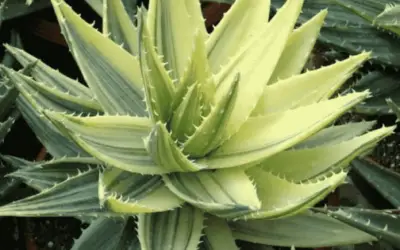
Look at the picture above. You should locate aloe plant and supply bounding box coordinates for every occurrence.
[0,0,396,249]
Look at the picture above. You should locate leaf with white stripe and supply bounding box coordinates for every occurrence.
[253,53,370,116]
[234,167,347,220]
[43,111,170,174]
[259,125,394,181]
[202,215,239,250]
[99,168,182,213]
[202,92,369,169]
[51,0,146,116]
[147,0,206,80]
[163,168,261,218]
[103,0,139,55]
[138,205,204,250]
[206,0,270,73]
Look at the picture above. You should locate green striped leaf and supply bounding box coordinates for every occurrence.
[51,0,146,116]
[202,92,369,169]
[268,9,327,84]
[214,0,303,142]
[99,168,182,213]
[43,111,171,174]
[147,0,207,80]
[71,217,140,250]
[253,53,370,116]
[230,211,376,247]
[8,157,101,191]
[138,11,175,123]
[138,205,204,250]
[235,167,347,220]
[103,0,139,55]
[163,168,261,218]
[0,169,112,217]
[206,0,270,73]
[202,215,239,250]
[259,125,394,181]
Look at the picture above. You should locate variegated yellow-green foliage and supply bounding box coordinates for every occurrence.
[0,0,395,249]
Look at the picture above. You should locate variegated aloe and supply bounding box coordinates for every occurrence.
[0,0,395,249]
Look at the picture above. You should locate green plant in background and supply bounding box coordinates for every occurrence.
[0,0,397,249]
[270,0,400,116]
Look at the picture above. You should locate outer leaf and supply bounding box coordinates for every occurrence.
[271,0,400,67]
[0,110,18,142]
[138,205,204,250]
[51,0,146,116]
[230,211,376,247]
[145,122,206,172]
[349,71,400,115]
[253,53,370,116]
[351,157,400,208]
[43,111,171,174]
[1,66,101,114]
[215,0,303,142]
[163,168,261,218]
[203,92,369,169]
[268,9,327,84]
[235,167,347,220]
[4,45,97,105]
[0,169,112,217]
[374,4,400,35]
[387,98,400,120]
[103,0,139,55]
[2,0,50,20]
[8,157,100,191]
[147,0,207,80]
[206,0,270,73]
[0,78,18,120]
[99,167,182,213]
[294,121,376,149]
[71,217,140,250]
[316,207,400,246]
[202,215,239,250]
[138,12,175,123]
[259,126,394,181]
[17,97,88,157]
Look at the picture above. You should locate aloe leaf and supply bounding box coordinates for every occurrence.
[138,11,175,123]
[0,169,113,217]
[374,4,400,35]
[0,79,18,120]
[0,110,18,142]
[294,121,376,149]
[183,74,239,157]
[51,0,146,116]
[147,0,206,80]
[351,158,400,208]
[268,9,327,84]
[202,215,239,250]
[271,0,400,67]
[2,0,50,20]
[4,45,96,102]
[43,111,171,174]
[215,0,303,142]
[146,122,206,173]
[71,217,141,250]
[206,0,269,73]
[1,66,101,114]
[348,71,400,115]
[99,167,182,213]
[103,0,139,55]
[203,92,368,169]
[315,207,400,246]
[8,157,100,191]
[259,126,394,181]
[16,97,88,157]
[163,168,261,218]
[387,98,400,120]
[230,211,376,247]
[253,53,370,116]
[235,167,347,220]
[138,205,204,250]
